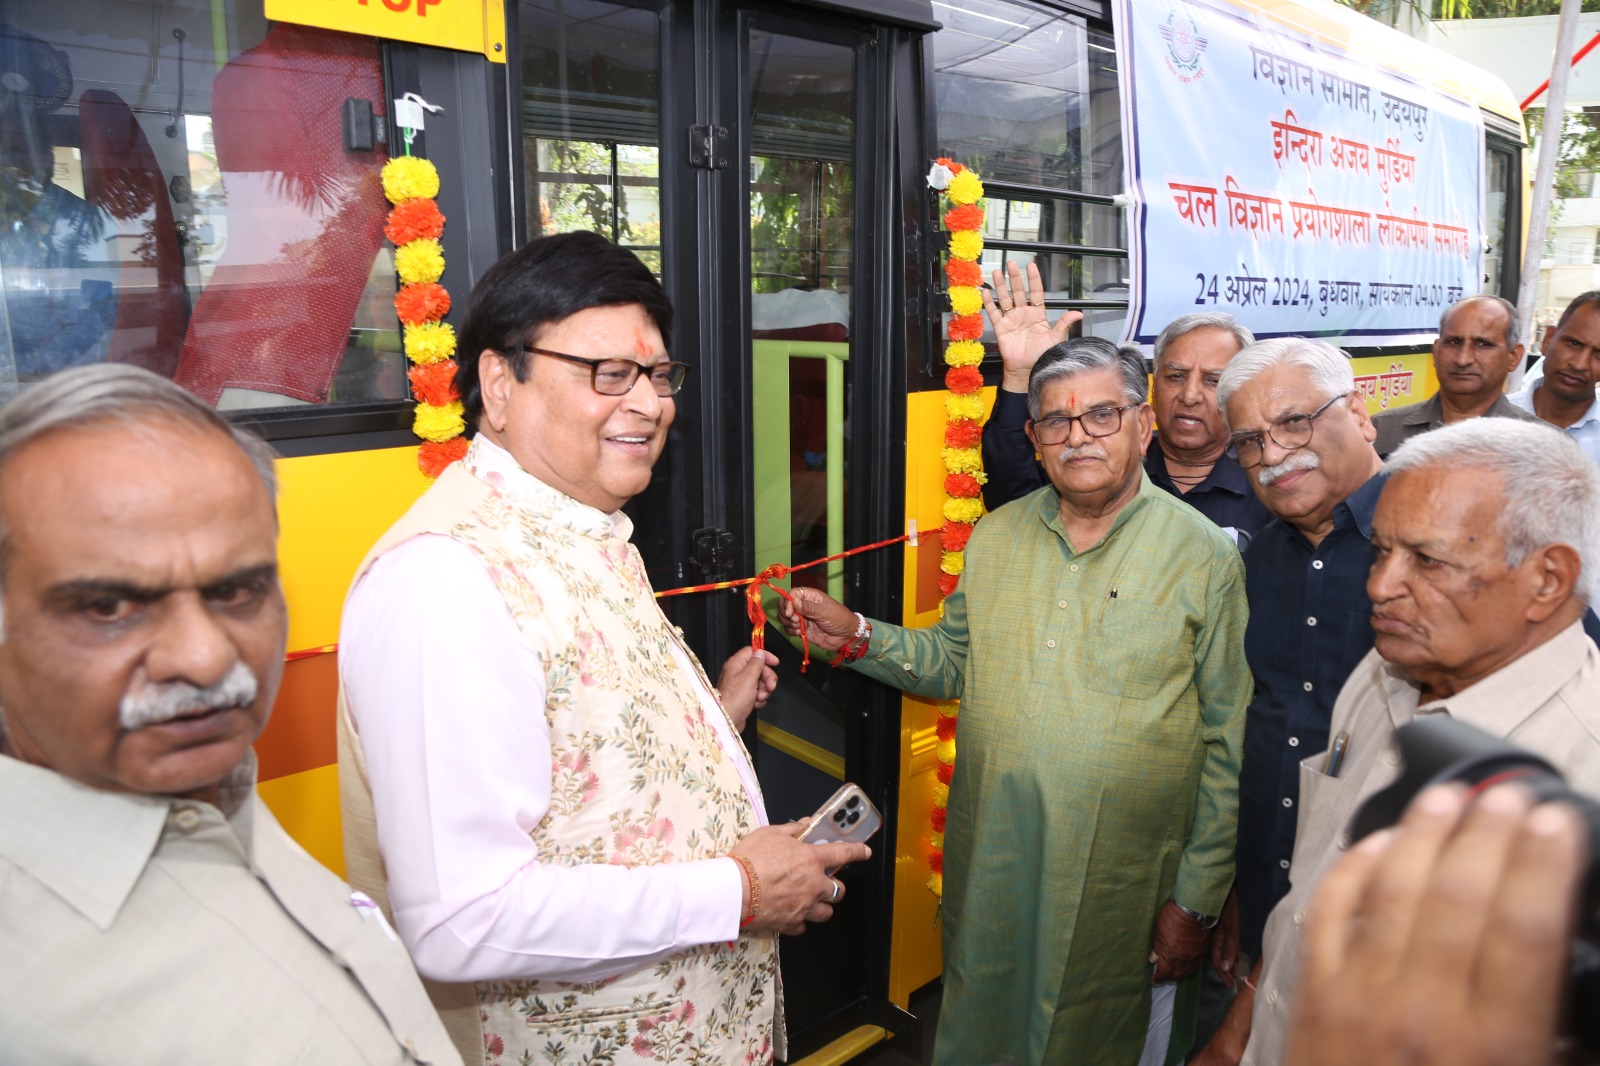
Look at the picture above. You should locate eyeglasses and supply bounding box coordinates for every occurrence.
[1029,404,1137,446]
[520,346,690,397]
[1230,392,1349,468]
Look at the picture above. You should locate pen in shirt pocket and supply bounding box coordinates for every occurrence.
[1323,731,1350,778]
[1098,585,1119,623]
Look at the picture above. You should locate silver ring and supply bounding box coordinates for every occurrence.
[827,879,841,903]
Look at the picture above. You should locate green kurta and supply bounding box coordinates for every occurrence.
[858,474,1250,1066]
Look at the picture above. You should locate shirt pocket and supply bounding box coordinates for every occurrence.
[1083,596,1194,699]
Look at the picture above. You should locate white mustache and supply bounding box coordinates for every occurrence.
[1257,450,1320,486]
[1055,443,1108,463]
[119,661,259,731]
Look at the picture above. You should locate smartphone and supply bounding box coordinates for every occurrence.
[797,783,883,874]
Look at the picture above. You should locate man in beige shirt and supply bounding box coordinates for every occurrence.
[1239,417,1600,1066]
[0,365,459,1065]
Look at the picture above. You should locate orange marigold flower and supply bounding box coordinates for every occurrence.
[418,437,469,478]
[945,472,983,498]
[945,365,983,395]
[941,522,973,552]
[930,805,948,832]
[944,420,983,448]
[385,198,446,245]
[395,283,451,325]
[945,258,982,288]
[937,760,954,784]
[935,156,964,174]
[948,314,983,341]
[929,850,944,874]
[944,204,986,232]
[938,572,960,598]
[408,359,459,407]
[935,714,957,741]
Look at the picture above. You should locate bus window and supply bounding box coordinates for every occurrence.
[519,0,662,275]
[1484,141,1513,299]
[0,5,403,412]
[930,1,1128,341]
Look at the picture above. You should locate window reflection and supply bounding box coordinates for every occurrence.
[931,0,1128,342]
[0,8,402,409]
[520,0,661,274]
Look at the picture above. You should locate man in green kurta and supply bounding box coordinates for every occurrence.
[782,338,1250,1065]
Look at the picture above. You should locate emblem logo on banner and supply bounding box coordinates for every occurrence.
[1160,9,1208,81]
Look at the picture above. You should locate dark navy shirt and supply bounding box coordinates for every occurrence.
[981,388,1274,535]
[1235,472,1387,957]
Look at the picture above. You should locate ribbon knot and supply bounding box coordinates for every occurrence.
[746,563,811,670]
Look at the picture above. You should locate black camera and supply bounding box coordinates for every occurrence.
[1350,717,1600,1056]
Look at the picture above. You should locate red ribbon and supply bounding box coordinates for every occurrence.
[283,529,935,664]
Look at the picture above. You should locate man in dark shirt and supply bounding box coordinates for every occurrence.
[980,265,1272,538]
[1191,337,1385,1065]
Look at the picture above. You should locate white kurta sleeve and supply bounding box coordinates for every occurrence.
[340,534,744,984]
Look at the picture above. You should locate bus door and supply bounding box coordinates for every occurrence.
[513,0,933,1055]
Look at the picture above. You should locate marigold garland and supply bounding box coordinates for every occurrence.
[403,321,457,365]
[383,150,464,478]
[408,359,460,407]
[385,197,446,245]
[395,239,447,286]
[926,156,987,901]
[395,282,451,326]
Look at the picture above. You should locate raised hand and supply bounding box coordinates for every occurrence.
[981,260,1083,392]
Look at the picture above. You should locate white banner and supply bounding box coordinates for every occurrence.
[1115,0,1485,347]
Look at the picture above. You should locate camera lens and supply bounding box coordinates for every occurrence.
[833,809,848,824]
[846,795,861,809]
[846,810,860,825]
[1350,717,1600,1057]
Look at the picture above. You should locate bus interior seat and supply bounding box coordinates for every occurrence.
[172,22,387,406]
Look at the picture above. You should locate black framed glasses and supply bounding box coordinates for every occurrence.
[1230,392,1349,468]
[520,346,690,397]
[1029,404,1137,446]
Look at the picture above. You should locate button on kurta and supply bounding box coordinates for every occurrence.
[1278,858,1290,869]
[1281,796,1292,808]
[1306,616,1317,626]
[1311,559,1323,569]
[1046,639,1056,648]
[1302,681,1313,692]
[173,809,201,831]
[1287,737,1299,747]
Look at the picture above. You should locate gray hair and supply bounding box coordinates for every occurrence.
[1439,294,1520,349]
[1153,312,1255,365]
[1387,419,1600,603]
[1216,337,1355,425]
[0,366,278,609]
[1027,337,1148,420]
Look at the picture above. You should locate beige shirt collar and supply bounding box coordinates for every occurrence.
[0,749,259,931]
[464,435,634,543]
[1373,619,1592,736]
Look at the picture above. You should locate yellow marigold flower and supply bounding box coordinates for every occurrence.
[940,551,965,576]
[945,340,985,367]
[933,782,949,807]
[382,156,441,204]
[395,239,446,286]
[935,738,956,764]
[942,446,982,473]
[948,286,983,316]
[944,496,984,524]
[948,230,983,261]
[938,703,960,720]
[404,321,457,365]
[947,168,984,205]
[413,399,465,442]
[928,831,945,851]
[946,393,985,422]
[927,872,943,896]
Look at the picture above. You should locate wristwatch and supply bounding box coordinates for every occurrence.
[1173,901,1220,930]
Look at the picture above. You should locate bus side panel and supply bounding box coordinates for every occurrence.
[887,385,999,1007]
[254,446,431,874]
